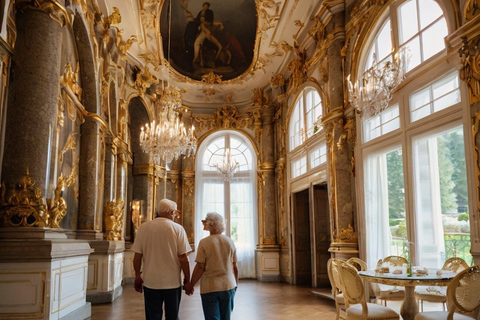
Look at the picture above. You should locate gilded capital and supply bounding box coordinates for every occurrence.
[16,0,71,27]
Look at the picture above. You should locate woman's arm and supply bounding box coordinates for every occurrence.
[184,262,205,295]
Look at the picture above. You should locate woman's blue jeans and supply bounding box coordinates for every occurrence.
[201,288,236,320]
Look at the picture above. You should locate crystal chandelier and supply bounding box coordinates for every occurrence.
[347,47,409,119]
[214,148,239,182]
[139,86,197,165]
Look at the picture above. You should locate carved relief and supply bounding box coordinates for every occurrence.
[104,200,125,241]
[61,61,82,101]
[194,105,251,131]
[334,224,358,243]
[459,35,480,105]
[201,71,223,84]
[0,170,49,227]
[465,0,480,21]
[287,41,307,95]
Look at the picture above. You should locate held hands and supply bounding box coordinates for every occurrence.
[134,275,144,293]
[183,282,194,296]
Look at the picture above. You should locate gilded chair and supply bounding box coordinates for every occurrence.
[414,265,480,320]
[347,257,376,303]
[415,257,469,311]
[328,258,347,320]
[374,256,408,306]
[333,259,399,320]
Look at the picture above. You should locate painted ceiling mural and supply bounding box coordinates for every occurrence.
[160,0,257,81]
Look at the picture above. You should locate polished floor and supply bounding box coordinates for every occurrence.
[89,280,338,320]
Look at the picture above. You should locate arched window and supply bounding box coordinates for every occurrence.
[195,130,257,278]
[359,1,472,269]
[288,86,324,179]
[288,87,322,152]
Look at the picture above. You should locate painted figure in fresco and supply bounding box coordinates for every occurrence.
[132,199,192,320]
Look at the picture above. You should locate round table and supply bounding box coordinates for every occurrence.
[358,270,456,320]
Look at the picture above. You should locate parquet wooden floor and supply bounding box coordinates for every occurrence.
[89,279,338,320]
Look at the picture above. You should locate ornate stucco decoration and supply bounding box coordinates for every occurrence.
[334,224,358,243]
[201,71,223,84]
[104,200,125,241]
[61,61,82,101]
[103,6,121,29]
[116,30,138,58]
[0,169,73,228]
[194,105,251,131]
[459,36,480,105]
[465,0,480,21]
[337,117,356,150]
[472,112,480,218]
[286,41,307,96]
[258,0,281,33]
[132,66,159,97]
[0,170,48,227]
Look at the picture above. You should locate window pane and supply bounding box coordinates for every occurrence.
[363,105,399,142]
[289,100,304,151]
[291,156,307,178]
[422,18,447,60]
[377,20,392,61]
[410,72,460,122]
[310,144,327,169]
[398,0,418,44]
[405,37,421,71]
[419,0,443,29]
[364,148,406,268]
[306,89,322,138]
[413,126,471,268]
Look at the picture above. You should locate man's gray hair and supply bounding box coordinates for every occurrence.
[205,212,225,233]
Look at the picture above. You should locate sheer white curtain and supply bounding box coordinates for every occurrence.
[230,175,257,278]
[364,151,392,269]
[413,135,445,268]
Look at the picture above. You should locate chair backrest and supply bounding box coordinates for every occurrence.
[347,257,367,271]
[442,257,469,273]
[328,258,345,297]
[335,259,367,311]
[383,255,408,266]
[447,265,480,318]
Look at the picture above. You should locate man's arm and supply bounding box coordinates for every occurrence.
[133,252,143,293]
[233,261,238,285]
[178,253,191,285]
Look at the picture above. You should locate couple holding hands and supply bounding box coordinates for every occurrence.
[132,199,238,320]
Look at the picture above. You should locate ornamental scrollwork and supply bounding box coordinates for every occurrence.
[334,224,358,243]
[194,105,250,131]
[459,36,480,105]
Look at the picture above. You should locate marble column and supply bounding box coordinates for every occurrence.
[1,6,63,208]
[256,102,280,281]
[324,10,358,257]
[77,118,103,240]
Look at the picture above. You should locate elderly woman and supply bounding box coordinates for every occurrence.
[184,212,238,320]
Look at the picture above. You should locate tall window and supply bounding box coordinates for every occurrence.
[360,0,472,269]
[288,86,324,179]
[195,131,257,278]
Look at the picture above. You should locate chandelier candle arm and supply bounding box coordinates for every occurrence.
[347,47,409,119]
[214,147,239,182]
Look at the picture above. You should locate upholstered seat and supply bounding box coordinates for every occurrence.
[414,265,480,320]
[415,257,469,311]
[332,258,400,320]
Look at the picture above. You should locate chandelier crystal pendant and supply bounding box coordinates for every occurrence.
[214,147,239,182]
[347,47,409,119]
[139,86,197,165]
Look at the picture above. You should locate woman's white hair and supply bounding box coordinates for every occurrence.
[205,212,225,233]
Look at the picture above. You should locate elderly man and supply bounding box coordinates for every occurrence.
[132,199,192,320]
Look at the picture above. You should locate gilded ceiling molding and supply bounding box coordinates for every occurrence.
[465,0,480,21]
[201,71,223,84]
[116,30,138,58]
[132,66,159,97]
[459,35,480,105]
[16,0,72,27]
